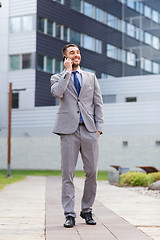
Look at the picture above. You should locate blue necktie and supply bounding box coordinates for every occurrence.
[72,71,83,122]
[73,71,81,95]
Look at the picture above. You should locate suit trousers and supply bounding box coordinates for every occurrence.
[60,124,99,218]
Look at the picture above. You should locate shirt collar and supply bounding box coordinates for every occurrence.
[72,67,81,74]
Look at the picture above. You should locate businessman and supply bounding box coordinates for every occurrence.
[50,44,104,228]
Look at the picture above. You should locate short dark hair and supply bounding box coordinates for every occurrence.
[62,44,79,56]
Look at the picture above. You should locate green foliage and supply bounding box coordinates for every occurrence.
[0,172,25,191]
[120,171,160,187]
[0,170,108,191]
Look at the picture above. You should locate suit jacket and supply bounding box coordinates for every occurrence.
[50,69,104,135]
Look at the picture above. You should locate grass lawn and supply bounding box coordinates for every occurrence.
[0,170,108,191]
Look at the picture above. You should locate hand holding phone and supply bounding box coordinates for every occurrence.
[63,56,73,72]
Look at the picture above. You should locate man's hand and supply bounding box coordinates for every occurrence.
[64,58,72,73]
[97,131,101,136]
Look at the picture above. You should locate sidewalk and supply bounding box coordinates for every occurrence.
[0,176,159,240]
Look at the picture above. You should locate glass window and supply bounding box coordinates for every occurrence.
[127,52,136,66]
[135,1,140,12]
[140,57,144,69]
[127,23,135,37]
[22,54,31,69]
[121,20,126,33]
[152,10,159,23]
[83,35,93,51]
[100,9,106,24]
[96,8,100,21]
[46,57,53,73]
[55,0,62,3]
[144,59,152,72]
[55,59,61,73]
[135,27,140,40]
[10,17,21,33]
[22,16,32,31]
[144,5,152,19]
[126,97,137,102]
[63,26,68,41]
[101,73,108,78]
[38,17,45,32]
[83,2,94,18]
[95,39,101,53]
[10,55,20,70]
[56,24,61,38]
[144,32,152,45]
[107,14,116,28]
[103,95,116,103]
[139,29,144,41]
[153,62,159,74]
[70,0,81,12]
[47,20,53,35]
[152,36,159,50]
[12,93,19,109]
[117,18,122,31]
[117,48,122,61]
[139,2,144,14]
[70,29,80,45]
[126,0,135,9]
[37,55,44,71]
[107,44,116,59]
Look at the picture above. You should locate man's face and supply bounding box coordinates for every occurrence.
[65,46,81,68]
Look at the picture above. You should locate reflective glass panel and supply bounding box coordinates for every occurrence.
[47,20,53,35]
[144,32,152,45]
[12,93,19,109]
[10,17,21,33]
[64,26,68,41]
[70,29,80,45]
[107,14,116,28]
[127,52,136,66]
[55,60,61,73]
[47,57,53,73]
[10,55,20,70]
[153,62,159,74]
[22,54,31,69]
[152,10,159,23]
[70,0,81,12]
[144,59,152,72]
[83,35,93,51]
[152,36,159,50]
[22,16,33,31]
[56,24,61,38]
[96,8,100,21]
[84,2,93,18]
[144,5,152,19]
[37,55,44,71]
[38,17,45,32]
[107,44,116,59]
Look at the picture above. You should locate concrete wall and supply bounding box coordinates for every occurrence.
[0,127,160,170]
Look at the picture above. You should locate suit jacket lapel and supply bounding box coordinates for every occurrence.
[68,72,78,95]
[79,70,85,97]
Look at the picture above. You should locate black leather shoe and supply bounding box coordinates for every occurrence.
[80,211,96,225]
[64,216,75,228]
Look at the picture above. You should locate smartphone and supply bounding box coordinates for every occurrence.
[63,56,67,62]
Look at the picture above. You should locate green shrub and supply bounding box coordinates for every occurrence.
[120,171,160,187]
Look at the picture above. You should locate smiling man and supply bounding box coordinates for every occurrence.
[50,44,104,228]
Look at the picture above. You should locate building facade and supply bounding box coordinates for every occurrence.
[0,0,160,170]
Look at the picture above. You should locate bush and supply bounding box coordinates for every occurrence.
[120,171,160,187]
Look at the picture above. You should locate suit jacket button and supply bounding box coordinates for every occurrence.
[77,111,80,113]
[78,99,80,102]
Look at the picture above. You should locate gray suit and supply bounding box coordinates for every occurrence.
[50,69,104,217]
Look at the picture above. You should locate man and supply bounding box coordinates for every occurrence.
[50,44,104,228]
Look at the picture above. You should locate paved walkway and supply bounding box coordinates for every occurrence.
[0,176,160,240]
